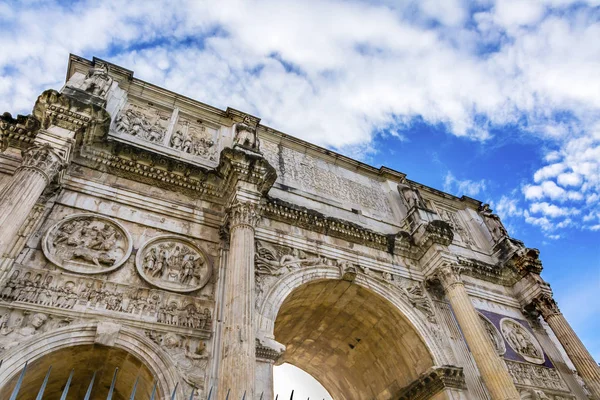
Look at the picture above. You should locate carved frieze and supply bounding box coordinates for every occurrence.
[506,361,569,392]
[2,265,213,334]
[114,102,170,144]
[136,235,212,293]
[501,318,545,364]
[170,120,217,160]
[42,213,133,274]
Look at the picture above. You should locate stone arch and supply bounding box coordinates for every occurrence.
[0,322,180,399]
[257,266,451,399]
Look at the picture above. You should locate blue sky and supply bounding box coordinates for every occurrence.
[0,0,598,396]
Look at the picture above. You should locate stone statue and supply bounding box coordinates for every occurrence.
[0,313,48,350]
[479,204,508,243]
[80,63,113,97]
[397,181,426,210]
[233,115,260,152]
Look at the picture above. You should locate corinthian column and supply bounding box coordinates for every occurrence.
[218,200,261,400]
[0,143,65,257]
[433,264,520,400]
[531,294,600,398]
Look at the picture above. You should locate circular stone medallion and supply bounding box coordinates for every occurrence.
[43,213,132,274]
[479,313,506,356]
[136,235,212,293]
[500,318,545,364]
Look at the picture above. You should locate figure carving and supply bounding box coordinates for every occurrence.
[399,283,437,323]
[501,318,544,364]
[80,63,113,97]
[147,332,209,393]
[479,204,508,243]
[255,242,321,276]
[479,314,506,355]
[43,214,132,274]
[397,181,426,210]
[233,115,260,152]
[507,361,568,391]
[114,104,168,143]
[0,313,48,350]
[3,266,213,330]
[136,236,212,293]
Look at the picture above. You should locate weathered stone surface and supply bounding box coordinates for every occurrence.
[0,54,593,400]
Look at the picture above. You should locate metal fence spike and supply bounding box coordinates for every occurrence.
[225,388,230,400]
[149,380,157,400]
[83,371,97,400]
[170,382,179,400]
[59,369,74,400]
[258,392,263,400]
[290,390,294,400]
[129,376,139,400]
[241,390,246,400]
[188,385,196,400]
[206,386,213,400]
[275,395,278,400]
[35,365,52,400]
[107,367,119,400]
[9,361,28,400]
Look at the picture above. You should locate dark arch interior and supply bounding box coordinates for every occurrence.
[1,344,155,400]
[274,279,434,400]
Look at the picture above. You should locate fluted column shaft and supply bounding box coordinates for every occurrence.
[218,201,260,400]
[435,265,520,400]
[0,144,64,257]
[534,295,600,398]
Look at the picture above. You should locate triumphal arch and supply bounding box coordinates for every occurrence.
[0,55,597,400]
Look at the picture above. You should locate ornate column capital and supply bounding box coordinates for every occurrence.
[528,293,561,320]
[17,143,67,184]
[227,201,262,230]
[429,263,464,293]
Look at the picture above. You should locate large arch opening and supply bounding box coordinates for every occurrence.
[274,279,434,400]
[0,345,155,399]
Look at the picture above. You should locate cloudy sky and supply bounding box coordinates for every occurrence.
[1,0,599,396]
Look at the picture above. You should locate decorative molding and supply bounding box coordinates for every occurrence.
[42,213,133,274]
[396,365,466,400]
[136,235,212,293]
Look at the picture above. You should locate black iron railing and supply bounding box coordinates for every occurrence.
[3,360,324,399]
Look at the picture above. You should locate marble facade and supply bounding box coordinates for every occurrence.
[0,54,597,400]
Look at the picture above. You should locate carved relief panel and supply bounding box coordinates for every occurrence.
[501,318,545,364]
[2,265,213,333]
[479,313,506,355]
[136,235,212,293]
[42,213,133,274]
[169,118,218,161]
[114,101,171,144]
[432,204,476,247]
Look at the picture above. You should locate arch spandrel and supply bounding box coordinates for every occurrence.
[0,323,180,400]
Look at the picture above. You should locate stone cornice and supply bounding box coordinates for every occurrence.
[396,366,466,400]
[0,113,40,151]
[263,197,390,251]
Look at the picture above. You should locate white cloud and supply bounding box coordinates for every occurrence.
[529,202,578,218]
[444,172,487,197]
[0,0,599,238]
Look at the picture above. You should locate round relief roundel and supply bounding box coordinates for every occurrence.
[135,235,212,293]
[500,317,545,364]
[42,213,133,274]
